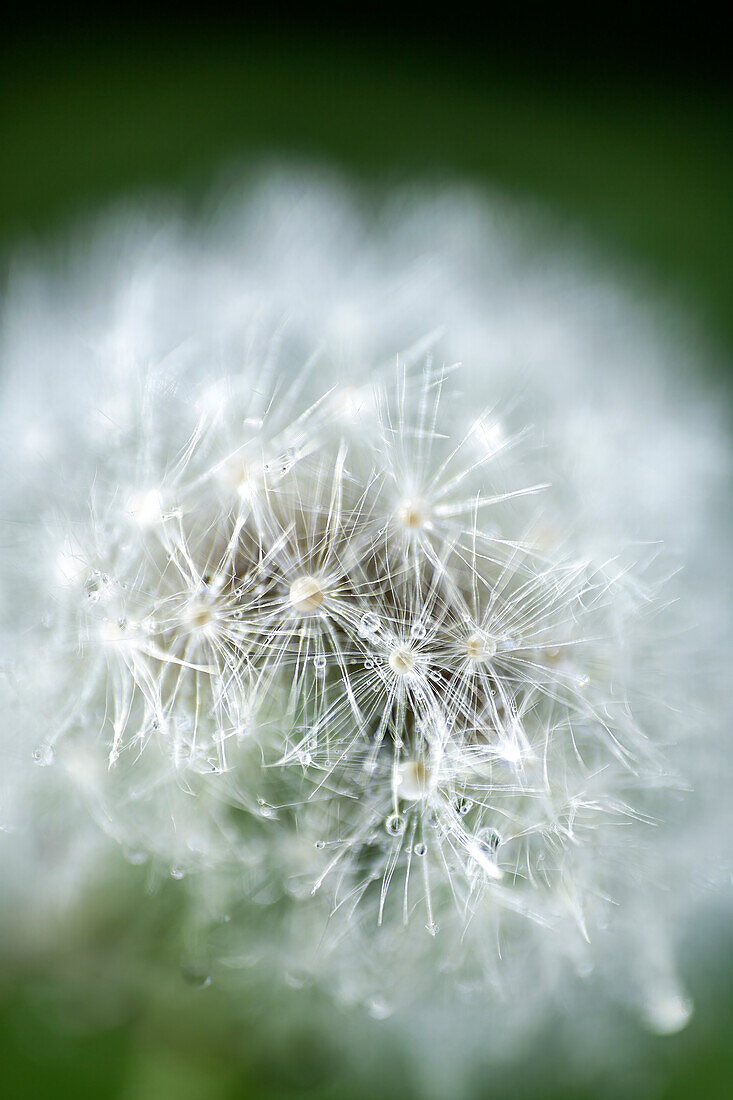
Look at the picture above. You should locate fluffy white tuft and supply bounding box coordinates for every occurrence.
[1,169,730,1081]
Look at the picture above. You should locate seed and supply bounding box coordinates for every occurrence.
[289,575,324,612]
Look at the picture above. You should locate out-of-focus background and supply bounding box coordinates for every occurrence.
[1,12,731,1099]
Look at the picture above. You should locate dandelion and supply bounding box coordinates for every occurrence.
[1,171,730,1074]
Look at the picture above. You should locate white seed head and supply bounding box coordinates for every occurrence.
[1,170,729,1078]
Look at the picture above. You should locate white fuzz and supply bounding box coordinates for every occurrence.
[0,170,730,1078]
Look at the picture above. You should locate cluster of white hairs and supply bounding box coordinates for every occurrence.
[1,169,730,1079]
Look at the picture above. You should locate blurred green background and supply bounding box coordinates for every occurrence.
[1,17,731,1099]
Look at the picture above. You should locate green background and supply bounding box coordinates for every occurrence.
[1,23,731,1099]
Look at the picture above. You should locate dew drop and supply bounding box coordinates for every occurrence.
[181,965,211,989]
[385,812,405,837]
[313,654,327,673]
[454,796,473,816]
[122,847,147,865]
[367,996,393,1020]
[170,866,185,880]
[410,622,427,640]
[413,841,427,857]
[83,570,109,604]
[33,745,55,767]
[478,827,502,854]
[426,921,439,936]
[359,611,381,636]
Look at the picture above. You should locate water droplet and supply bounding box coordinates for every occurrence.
[454,796,473,816]
[385,812,405,837]
[170,866,185,880]
[33,745,55,767]
[123,847,147,865]
[410,622,427,640]
[364,659,374,669]
[359,612,381,636]
[242,416,264,432]
[367,996,393,1020]
[413,841,427,856]
[280,447,297,473]
[478,827,502,854]
[426,921,439,936]
[181,965,211,989]
[83,570,109,604]
[314,840,325,850]
[285,969,309,990]
[313,654,327,672]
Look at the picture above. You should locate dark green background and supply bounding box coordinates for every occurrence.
[1,22,731,1099]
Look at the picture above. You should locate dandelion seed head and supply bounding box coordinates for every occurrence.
[1,169,730,1078]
